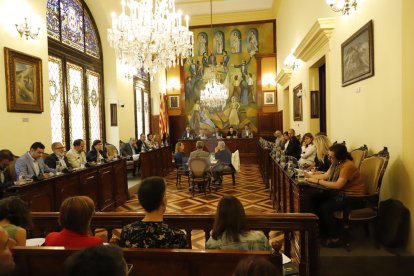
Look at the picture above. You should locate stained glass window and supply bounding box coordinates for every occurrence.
[67,62,85,145]
[87,70,102,145]
[144,92,150,135]
[48,56,65,145]
[84,12,100,58]
[61,0,84,51]
[47,0,60,40]
[135,85,143,136]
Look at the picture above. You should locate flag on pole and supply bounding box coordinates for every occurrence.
[159,94,168,136]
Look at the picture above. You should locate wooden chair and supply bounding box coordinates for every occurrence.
[334,147,389,251]
[219,150,239,187]
[175,156,190,188]
[119,140,137,176]
[188,158,211,196]
[350,144,368,169]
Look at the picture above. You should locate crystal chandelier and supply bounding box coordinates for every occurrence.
[199,0,228,110]
[107,0,194,77]
[15,18,40,40]
[326,0,358,15]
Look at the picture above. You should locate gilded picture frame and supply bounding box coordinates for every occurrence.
[4,47,43,113]
[293,83,303,121]
[263,91,275,105]
[168,95,180,109]
[341,20,374,87]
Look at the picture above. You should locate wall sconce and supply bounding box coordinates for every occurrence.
[167,78,180,93]
[15,17,40,40]
[284,50,300,70]
[297,89,306,98]
[326,0,358,15]
[262,73,276,89]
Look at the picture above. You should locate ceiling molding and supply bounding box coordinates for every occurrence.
[190,10,276,26]
[294,18,336,62]
[276,68,292,87]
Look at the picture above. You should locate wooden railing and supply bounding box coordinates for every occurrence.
[28,212,319,276]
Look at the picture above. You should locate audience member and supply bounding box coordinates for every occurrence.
[121,138,138,157]
[234,256,281,276]
[45,142,72,170]
[313,135,332,172]
[87,140,112,163]
[305,144,365,247]
[181,126,194,139]
[298,133,316,168]
[197,129,208,140]
[273,130,284,150]
[65,245,128,276]
[15,142,55,180]
[66,139,87,168]
[189,141,210,160]
[211,127,223,139]
[282,131,289,151]
[0,226,16,274]
[212,141,232,186]
[136,134,149,152]
[241,125,253,138]
[0,196,32,246]
[174,142,188,169]
[0,150,15,198]
[206,195,271,250]
[226,126,238,138]
[119,177,187,248]
[45,196,103,247]
[285,129,301,160]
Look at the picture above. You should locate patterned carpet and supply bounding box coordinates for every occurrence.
[116,163,281,249]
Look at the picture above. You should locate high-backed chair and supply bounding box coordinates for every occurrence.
[188,158,211,196]
[175,155,189,188]
[119,140,137,176]
[334,147,389,251]
[350,145,368,169]
[105,143,118,157]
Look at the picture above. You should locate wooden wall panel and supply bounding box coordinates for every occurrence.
[151,115,160,135]
[169,115,186,147]
[257,111,283,139]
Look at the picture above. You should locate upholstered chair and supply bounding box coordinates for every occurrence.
[188,158,211,196]
[350,145,368,169]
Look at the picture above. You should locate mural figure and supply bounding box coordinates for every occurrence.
[214,32,224,54]
[191,100,201,131]
[247,29,259,54]
[240,75,249,105]
[198,33,207,56]
[228,96,241,128]
[208,52,217,66]
[222,50,230,69]
[200,107,216,129]
[202,52,209,75]
[230,31,241,53]
[189,59,197,77]
[234,56,252,78]
[247,73,255,103]
[232,75,241,100]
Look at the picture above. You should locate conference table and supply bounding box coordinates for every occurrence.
[11,158,128,212]
[179,137,258,163]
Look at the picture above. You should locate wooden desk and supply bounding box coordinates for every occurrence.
[140,146,173,179]
[179,138,258,163]
[11,159,128,212]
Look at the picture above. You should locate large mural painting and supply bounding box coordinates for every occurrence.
[184,21,275,133]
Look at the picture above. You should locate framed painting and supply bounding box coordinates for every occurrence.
[293,83,303,121]
[263,91,275,105]
[110,103,118,126]
[168,95,180,109]
[310,90,320,118]
[4,47,43,113]
[341,20,374,87]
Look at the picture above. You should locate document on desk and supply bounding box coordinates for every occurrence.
[132,154,140,161]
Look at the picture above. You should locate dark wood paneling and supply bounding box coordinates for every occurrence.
[140,146,173,179]
[151,115,160,135]
[19,183,54,212]
[54,174,80,210]
[98,165,115,211]
[113,161,128,205]
[258,112,277,138]
[169,115,186,148]
[79,170,99,207]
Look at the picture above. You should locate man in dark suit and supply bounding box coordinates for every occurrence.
[136,134,149,153]
[285,129,301,160]
[181,126,194,140]
[121,138,138,157]
[45,142,72,170]
[0,149,14,198]
[211,127,222,139]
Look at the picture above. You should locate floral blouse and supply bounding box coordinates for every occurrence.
[119,221,187,249]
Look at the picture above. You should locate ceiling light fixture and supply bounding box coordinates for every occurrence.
[326,0,358,15]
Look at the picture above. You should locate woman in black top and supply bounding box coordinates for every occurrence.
[313,135,332,172]
[86,140,110,163]
[174,142,188,169]
[226,127,238,138]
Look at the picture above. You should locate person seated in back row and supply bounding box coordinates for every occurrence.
[241,124,253,138]
[45,142,72,170]
[121,138,138,158]
[66,139,87,168]
[226,126,238,138]
[118,177,187,248]
[181,126,194,140]
[87,140,113,163]
[211,127,223,139]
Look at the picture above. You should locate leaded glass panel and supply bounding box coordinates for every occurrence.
[87,70,102,145]
[135,86,143,136]
[84,12,100,59]
[144,92,150,135]
[67,62,85,145]
[48,56,65,145]
[47,0,60,40]
[61,0,85,52]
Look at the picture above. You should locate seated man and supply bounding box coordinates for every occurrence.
[285,129,301,160]
[211,127,222,139]
[189,141,210,161]
[273,130,284,149]
[0,150,15,198]
[121,137,138,157]
[226,126,238,138]
[15,142,55,180]
[241,124,253,138]
[181,126,194,140]
[136,134,149,153]
[197,129,208,140]
[66,139,87,168]
[212,141,232,185]
[45,142,72,170]
[119,177,187,248]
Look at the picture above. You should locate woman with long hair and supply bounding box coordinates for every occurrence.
[86,140,112,163]
[298,133,316,168]
[206,195,271,250]
[312,135,332,172]
[174,142,188,169]
[0,196,32,246]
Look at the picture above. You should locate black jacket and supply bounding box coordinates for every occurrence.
[44,153,72,169]
[285,136,301,160]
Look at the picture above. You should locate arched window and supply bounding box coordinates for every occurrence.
[46,0,103,149]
